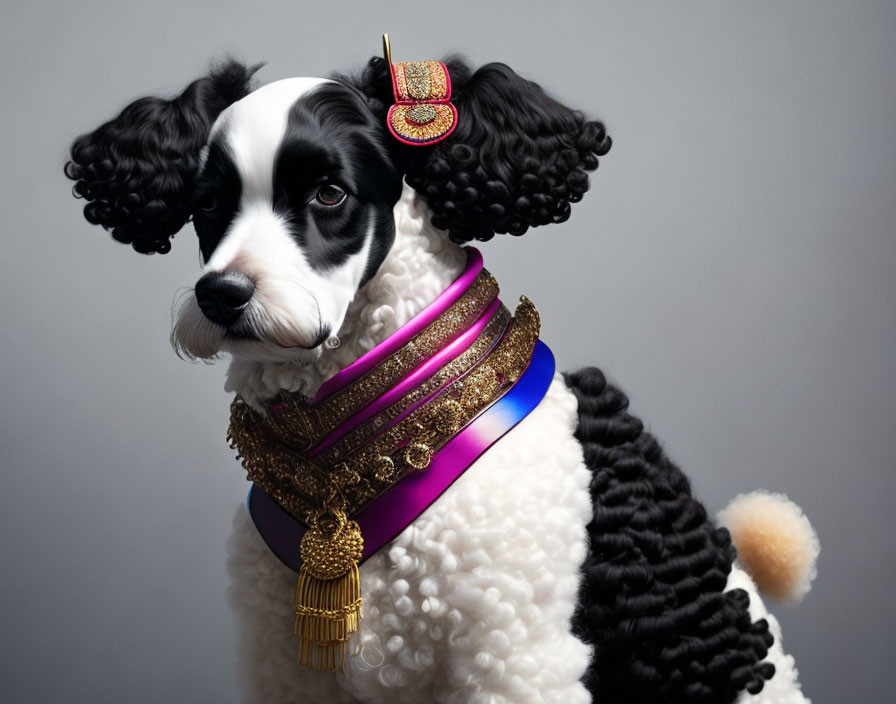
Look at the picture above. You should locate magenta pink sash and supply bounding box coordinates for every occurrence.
[248,340,555,571]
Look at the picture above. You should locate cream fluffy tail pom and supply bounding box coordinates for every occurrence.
[718,491,819,603]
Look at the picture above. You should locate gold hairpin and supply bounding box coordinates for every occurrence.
[382,33,392,66]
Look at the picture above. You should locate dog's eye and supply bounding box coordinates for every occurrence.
[195,194,217,212]
[316,184,346,206]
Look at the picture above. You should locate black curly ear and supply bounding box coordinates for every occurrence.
[64,59,261,254]
[349,56,611,243]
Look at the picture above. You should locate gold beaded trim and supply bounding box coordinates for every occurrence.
[228,296,540,523]
[393,61,449,101]
[261,269,499,450]
[390,104,456,145]
[388,61,457,145]
[317,305,511,465]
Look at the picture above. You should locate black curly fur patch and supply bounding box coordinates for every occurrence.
[563,367,776,703]
[64,60,260,254]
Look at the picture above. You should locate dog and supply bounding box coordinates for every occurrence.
[64,50,814,704]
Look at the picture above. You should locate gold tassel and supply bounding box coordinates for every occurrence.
[294,507,363,670]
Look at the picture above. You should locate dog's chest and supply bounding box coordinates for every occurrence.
[228,373,594,704]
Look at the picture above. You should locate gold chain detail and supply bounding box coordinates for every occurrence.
[294,598,363,620]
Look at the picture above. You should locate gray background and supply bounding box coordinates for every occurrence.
[1,1,893,701]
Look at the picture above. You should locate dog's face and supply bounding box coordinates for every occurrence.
[65,57,610,363]
[173,78,403,362]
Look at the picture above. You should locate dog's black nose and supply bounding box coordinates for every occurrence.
[194,271,255,327]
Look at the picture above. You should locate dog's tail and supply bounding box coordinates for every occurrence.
[718,491,819,603]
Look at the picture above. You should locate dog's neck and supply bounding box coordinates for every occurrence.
[224,184,468,411]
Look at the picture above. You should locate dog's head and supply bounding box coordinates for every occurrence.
[65,55,610,363]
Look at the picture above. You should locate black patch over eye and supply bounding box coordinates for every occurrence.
[190,140,241,262]
[316,184,346,206]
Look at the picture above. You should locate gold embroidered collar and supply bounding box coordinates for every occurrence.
[226,249,542,670]
[227,268,539,523]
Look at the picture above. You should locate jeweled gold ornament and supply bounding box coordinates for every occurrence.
[384,37,458,146]
[294,508,363,670]
[373,455,396,483]
[404,441,433,470]
[406,104,438,125]
[433,399,464,434]
[460,365,499,411]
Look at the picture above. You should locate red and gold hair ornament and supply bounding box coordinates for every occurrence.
[383,34,458,146]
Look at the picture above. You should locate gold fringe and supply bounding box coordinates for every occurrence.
[294,564,363,670]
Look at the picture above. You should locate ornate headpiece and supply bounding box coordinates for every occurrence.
[383,34,458,145]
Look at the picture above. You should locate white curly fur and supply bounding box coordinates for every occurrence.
[219,184,808,702]
[731,567,811,704]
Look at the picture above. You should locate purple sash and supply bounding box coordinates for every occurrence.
[248,340,555,573]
